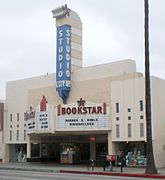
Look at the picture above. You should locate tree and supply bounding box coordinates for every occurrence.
[144,0,157,174]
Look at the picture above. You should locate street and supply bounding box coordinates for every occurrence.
[0,169,162,180]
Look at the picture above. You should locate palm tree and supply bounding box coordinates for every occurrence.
[144,0,157,174]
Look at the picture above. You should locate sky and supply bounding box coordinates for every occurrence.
[0,0,165,100]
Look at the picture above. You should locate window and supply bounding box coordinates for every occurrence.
[116,117,119,121]
[140,100,143,111]
[9,130,12,141]
[10,114,12,122]
[116,124,120,138]
[163,145,165,151]
[17,113,19,121]
[140,115,143,119]
[128,124,131,138]
[128,108,131,112]
[10,125,12,128]
[24,130,26,141]
[116,103,120,113]
[140,123,144,137]
[16,130,19,141]
[128,116,131,120]
[24,113,27,121]
[17,124,19,128]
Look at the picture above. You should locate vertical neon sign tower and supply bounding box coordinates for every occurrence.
[52,5,82,104]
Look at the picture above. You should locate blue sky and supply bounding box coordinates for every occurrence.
[0,0,165,99]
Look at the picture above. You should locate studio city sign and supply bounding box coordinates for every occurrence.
[57,98,107,116]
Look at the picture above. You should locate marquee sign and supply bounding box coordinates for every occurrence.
[25,106,36,132]
[56,98,110,131]
[37,111,49,130]
[56,24,71,104]
[26,96,50,133]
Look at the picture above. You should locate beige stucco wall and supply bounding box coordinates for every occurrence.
[5,74,55,145]
[110,76,165,168]
[27,59,137,104]
[151,77,165,168]
[72,59,137,81]
[111,77,146,142]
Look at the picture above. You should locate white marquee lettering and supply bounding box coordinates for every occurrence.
[58,30,63,37]
[59,62,62,69]
[66,53,70,61]
[58,46,63,53]
[66,80,71,87]
[66,37,70,44]
[59,54,63,61]
[56,80,65,88]
[67,62,70,69]
[66,45,70,53]
[58,38,63,45]
[66,29,70,36]
[66,70,70,77]
[58,71,63,77]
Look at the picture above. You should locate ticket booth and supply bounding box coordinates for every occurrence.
[60,145,80,164]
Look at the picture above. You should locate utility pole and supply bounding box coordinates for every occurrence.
[144,0,157,174]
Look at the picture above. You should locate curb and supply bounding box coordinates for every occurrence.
[0,167,57,173]
[60,170,165,179]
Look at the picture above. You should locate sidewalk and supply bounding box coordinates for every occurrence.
[0,162,165,179]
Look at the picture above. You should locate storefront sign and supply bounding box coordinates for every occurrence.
[57,98,106,116]
[56,24,71,104]
[25,106,36,133]
[56,115,109,130]
[37,112,49,130]
[56,99,110,131]
[26,118,36,132]
[25,106,35,120]
[26,96,50,133]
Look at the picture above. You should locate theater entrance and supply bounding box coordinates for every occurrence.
[29,134,108,164]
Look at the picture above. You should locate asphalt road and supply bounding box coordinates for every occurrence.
[0,169,162,180]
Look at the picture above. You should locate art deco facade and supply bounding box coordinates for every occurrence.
[0,5,165,168]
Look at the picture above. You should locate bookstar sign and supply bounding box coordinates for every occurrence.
[56,98,110,131]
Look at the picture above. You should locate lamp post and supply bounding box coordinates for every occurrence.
[144,0,157,174]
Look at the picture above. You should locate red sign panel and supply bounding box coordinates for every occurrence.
[106,155,116,161]
[89,137,96,141]
[40,96,48,112]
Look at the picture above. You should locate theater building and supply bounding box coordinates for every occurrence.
[1,5,165,168]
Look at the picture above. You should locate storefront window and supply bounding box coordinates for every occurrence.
[31,143,40,157]
[9,144,27,162]
[79,143,90,163]
[117,141,146,166]
[96,143,108,156]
